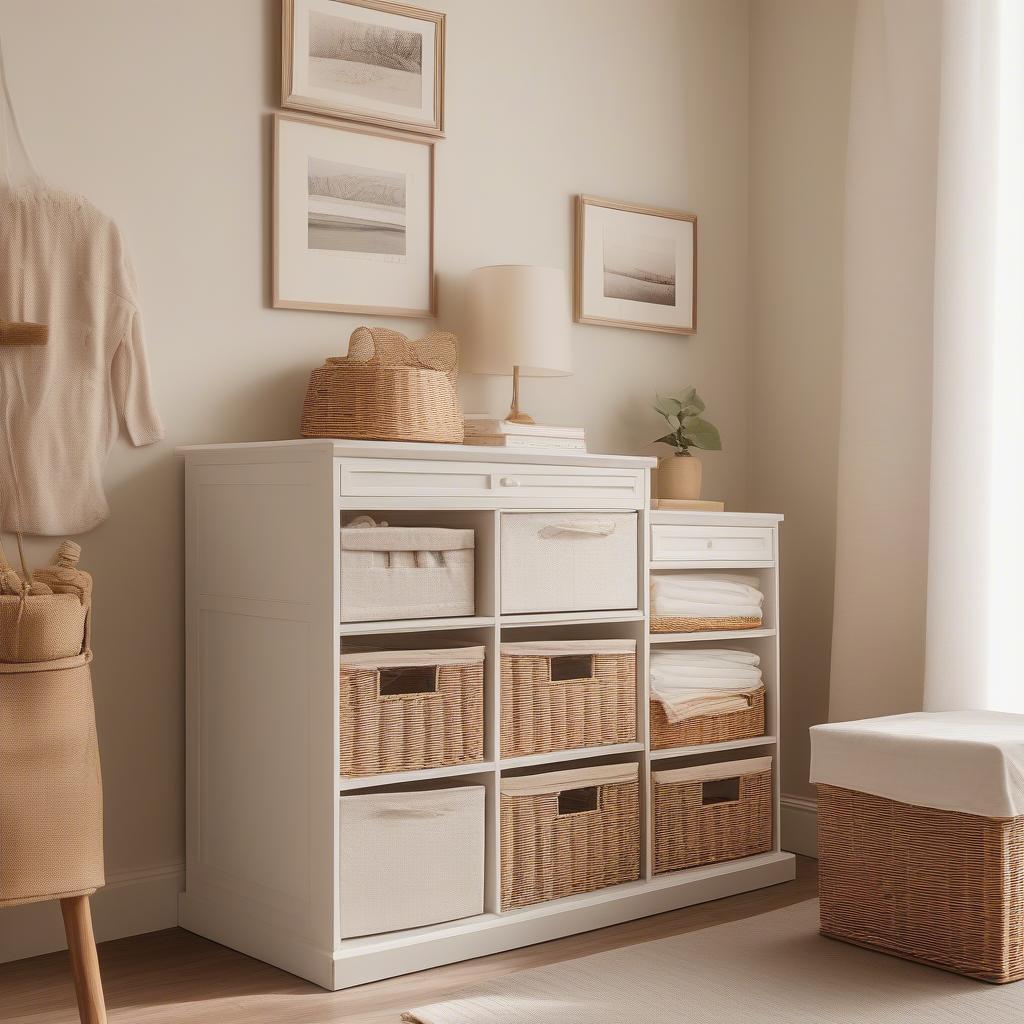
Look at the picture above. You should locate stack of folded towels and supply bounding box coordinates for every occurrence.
[649,649,763,723]
[651,573,764,625]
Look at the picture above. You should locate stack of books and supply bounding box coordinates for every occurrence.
[463,416,587,452]
[651,498,726,512]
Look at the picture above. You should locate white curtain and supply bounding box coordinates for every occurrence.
[829,0,1024,721]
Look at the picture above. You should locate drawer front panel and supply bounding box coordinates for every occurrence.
[501,512,639,614]
[651,525,774,563]
[339,459,645,507]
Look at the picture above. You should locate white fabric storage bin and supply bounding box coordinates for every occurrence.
[500,512,638,614]
[339,784,485,938]
[340,522,475,622]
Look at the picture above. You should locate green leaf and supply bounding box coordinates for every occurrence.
[680,416,722,450]
[681,391,706,416]
[653,394,684,418]
[653,433,681,448]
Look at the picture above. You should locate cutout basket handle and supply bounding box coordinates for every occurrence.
[557,786,601,816]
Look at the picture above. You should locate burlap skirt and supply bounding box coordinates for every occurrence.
[0,652,104,907]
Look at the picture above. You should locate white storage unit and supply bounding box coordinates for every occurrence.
[178,440,792,991]
[339,785,485,937]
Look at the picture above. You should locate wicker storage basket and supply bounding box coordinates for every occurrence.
[339,647,484,777]
[301,326,464,443]
[650,685,765,751]
[650,614,763,633]
[339,784,485,937]
[652,755,772,874]
[500,640,636,759]
[500,762,639,911]
[340,520,474,623]
[817,784,1024,983]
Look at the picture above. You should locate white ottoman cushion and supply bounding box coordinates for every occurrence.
[810,710,1024,818]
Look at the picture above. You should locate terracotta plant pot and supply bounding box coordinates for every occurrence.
[657,454,702,500]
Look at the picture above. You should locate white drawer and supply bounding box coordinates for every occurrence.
[651,524,774,564]
[338,458,644,508]
[501,512,639,614]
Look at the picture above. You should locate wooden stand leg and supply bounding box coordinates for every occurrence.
[60,896,107,1024]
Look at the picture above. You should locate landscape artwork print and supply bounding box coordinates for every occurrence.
[307,156,407,258]
[575,195,697,335]
[283,0,445,136]
[274,113,434,317]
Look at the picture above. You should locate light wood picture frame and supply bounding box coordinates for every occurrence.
[574,195,697,335]
[282,0,445,137]
[273,111,436,317]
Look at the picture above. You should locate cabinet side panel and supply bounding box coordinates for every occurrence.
[183,458,334,961]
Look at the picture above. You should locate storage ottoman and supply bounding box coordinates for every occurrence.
[811,711,1024,983]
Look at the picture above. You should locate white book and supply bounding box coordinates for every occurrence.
[463,415,585,439]
[465,435,587,451]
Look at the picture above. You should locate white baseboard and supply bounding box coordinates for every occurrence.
[781,794,818,858]
[0,862,184,964]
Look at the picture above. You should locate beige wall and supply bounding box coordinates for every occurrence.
[0,0,752,956]
[749,0,856,800]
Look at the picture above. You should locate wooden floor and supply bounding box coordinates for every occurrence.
[0,858,817,1024]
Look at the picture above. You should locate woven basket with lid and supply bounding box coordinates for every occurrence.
[301,326,465,443]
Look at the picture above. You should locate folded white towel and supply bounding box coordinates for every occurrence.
[651,574,764,619]
[650,648,763,723]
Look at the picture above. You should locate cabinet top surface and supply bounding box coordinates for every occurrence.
[175,438,657,468]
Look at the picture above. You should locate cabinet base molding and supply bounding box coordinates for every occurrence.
[179,853,794,991]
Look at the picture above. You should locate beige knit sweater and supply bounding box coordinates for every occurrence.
[0,186,164,535]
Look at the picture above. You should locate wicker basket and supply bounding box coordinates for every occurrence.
[650,614,762,634]
[500,640,636,759]
[301,326,464,443]
[650,685,765,751]
[339,647,484,777]
[652,755,772,873]
[500,762,640,911]
[817,784,1024,983]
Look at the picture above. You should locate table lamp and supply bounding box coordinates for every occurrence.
[465,265,572,424]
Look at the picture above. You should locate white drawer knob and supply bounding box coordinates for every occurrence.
[502,477,522,487]
[706,540,713,549]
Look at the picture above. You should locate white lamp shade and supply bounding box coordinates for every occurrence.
[465,265,572,377]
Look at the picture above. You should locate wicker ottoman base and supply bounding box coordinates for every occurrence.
[817,784,1024,983]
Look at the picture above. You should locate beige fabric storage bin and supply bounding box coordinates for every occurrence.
[500,640,637,758]
[501,762,640,911]
[500,513,638,614]
[339,784,485,937]
[339,647,484,777]
[340,522,474,622]
[652,756,773,874]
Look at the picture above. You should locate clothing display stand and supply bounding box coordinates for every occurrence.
[0,37,108,1024]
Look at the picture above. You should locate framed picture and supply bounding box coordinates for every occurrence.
[273,112,435,317]
[282,0,445,137]
[574,195,697,335]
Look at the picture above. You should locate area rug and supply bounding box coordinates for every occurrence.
[404,900,1024,1023]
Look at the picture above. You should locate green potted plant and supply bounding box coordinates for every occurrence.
[653,388,722,500]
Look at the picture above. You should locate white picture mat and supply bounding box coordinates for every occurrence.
[581,204,695,329]
[290,0,437,127]
[275,116,432,313]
